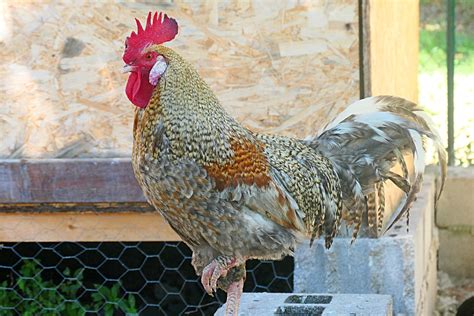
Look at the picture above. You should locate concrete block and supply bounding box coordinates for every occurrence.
[439,228,474,278]
[434,166,474,280]
[416,227,438,316]
[436,167,474,227]
[215,293,393,316]
[294,177,438,315]
[295,236,417,315]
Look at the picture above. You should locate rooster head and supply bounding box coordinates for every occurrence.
[123,12,178,108]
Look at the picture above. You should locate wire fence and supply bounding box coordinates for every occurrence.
[420,0,474,166]
[0,242,293,315]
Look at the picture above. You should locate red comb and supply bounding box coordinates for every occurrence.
[124,12,178,62]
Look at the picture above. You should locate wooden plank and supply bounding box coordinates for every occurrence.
[0,202,153,213]
[363,0,419,102]
[0,159,147,205]
[0,212,180,242]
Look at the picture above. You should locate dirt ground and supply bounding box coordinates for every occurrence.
[435,271,474,315]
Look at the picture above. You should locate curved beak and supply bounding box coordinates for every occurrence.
[122,64,137,73]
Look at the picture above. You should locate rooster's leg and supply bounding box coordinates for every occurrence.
[225,278,244,316]
[201,256,243,295]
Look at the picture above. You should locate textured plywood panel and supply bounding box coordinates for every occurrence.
[0,0,359,158]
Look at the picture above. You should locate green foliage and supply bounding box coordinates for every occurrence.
[0,260,138,316]
[420,29,474,74]
[419,0,474,74]
[92,283,138,316]
[419,29,446,72]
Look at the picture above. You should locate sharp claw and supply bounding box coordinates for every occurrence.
[210,266,225,293]
[201,256,241,297]
[201,263,215,296]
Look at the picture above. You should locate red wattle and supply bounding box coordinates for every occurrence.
[125,72,138,103]
[125,71,155,108]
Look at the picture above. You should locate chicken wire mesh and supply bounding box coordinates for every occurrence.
[0,241,293,315]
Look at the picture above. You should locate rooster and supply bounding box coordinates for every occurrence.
[123,12,446,315]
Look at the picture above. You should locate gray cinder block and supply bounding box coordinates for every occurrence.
[436,166,474,278]
[215,293,393,316]
[438,228,474,278]
[437,167,474,227]
[294,176,438,315]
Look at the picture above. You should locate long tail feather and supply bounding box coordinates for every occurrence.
[376,181,386,232]
[366,191,377,228]
[306,96,447,239]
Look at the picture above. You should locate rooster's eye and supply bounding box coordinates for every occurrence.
[146,53,153,60]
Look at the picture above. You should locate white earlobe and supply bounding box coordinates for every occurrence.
[149,56,167,86]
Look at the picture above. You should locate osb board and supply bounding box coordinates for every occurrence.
[364,0,419,102]
[0,0,359,158]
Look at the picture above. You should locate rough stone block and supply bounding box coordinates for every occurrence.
[215,293,393,316]
[436,167,474,227]
[439,228,474,278]
[294,177,438,315]
[435,166,474,279]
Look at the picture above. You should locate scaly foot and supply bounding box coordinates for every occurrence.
[225,279,244,316]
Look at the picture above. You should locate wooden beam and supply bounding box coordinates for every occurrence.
[363,0,419,103]
[0,202,153,213]
[0,212,180,242]
[0,158,147,205]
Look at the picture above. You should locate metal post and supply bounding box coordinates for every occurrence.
[447,0,455,165]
